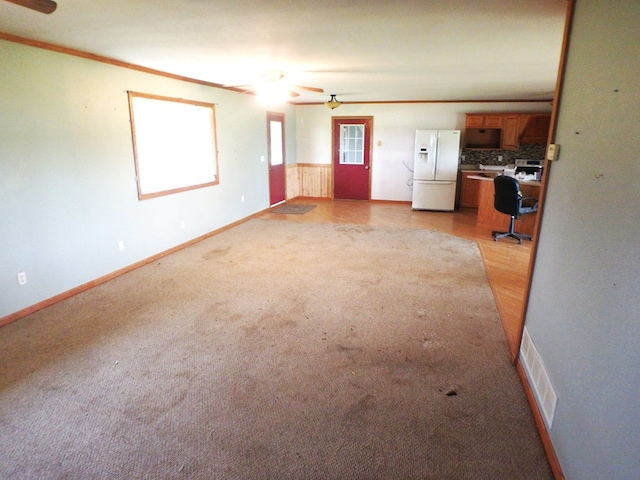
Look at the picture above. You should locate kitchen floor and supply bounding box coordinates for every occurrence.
[263,198,532,360]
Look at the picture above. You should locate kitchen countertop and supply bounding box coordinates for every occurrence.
[460,165,506,172]
[466,174,542,187]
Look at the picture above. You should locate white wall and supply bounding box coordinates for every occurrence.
[0,40,294,319]
[295,102,550,201]
[524,1,640,478]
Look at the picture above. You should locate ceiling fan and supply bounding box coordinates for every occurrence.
[228,71,324,101]
[4,0,57,14]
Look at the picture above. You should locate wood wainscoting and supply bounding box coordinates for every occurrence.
[286,164,300,199]
[286,163,332,199]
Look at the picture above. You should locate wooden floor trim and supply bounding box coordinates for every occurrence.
[517,361,565,480]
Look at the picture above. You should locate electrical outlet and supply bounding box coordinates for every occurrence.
[260,156,265,162]
[497,155,503,163]
[118,240,125,251]
[17,271,27,286]
[241,195,245,203]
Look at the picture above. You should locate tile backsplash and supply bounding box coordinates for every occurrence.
[460,144,546,166]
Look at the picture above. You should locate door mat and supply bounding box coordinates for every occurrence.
[271,204,317,215]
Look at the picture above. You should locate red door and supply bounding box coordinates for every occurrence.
[267,112,286,205]
[333,117,372,200]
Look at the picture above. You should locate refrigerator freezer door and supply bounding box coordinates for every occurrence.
[434,130,461,182]
[413,130,438,181]
[411,180,457,211]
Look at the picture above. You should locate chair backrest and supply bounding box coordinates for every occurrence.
[493,175,522,216]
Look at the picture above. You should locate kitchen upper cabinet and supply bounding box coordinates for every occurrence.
[520,115,551,144]
[485,115,504,128]
[464,114,503,149]
[464,113,551,150]
[465,115,484,128]
[465,114,504,128]
[501,115,520,150]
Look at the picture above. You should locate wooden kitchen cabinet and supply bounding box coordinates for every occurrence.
[466,115,484,128]
[460,172,480,208]
[465,112,551,150]
[501,115,520,150]
[476,177,539,235]
[484,115,504,128]
[464,114,504,149]
[520,115,551,144]
[465,114,504,129]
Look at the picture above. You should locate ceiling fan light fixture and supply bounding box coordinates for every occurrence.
[325,94,342,109]
[256,82,291,105]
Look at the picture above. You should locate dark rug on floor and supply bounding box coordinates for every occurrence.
[271,204,316,215]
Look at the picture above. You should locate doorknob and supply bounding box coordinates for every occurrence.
[364,165,369,169]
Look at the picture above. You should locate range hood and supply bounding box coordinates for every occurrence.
[520,115,551,144]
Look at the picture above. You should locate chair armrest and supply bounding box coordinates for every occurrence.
[520,197,539,214]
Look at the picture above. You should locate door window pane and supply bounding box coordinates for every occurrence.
[340,124,365,165]
[269,120,283,166]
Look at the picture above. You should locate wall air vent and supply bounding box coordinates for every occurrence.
[520,327,558,427]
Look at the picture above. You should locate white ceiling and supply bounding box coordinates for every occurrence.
[0,0,568,104]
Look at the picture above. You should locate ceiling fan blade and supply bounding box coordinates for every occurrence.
[291,85,324,93]
[4,0,57,13]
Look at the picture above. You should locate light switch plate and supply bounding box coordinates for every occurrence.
[547,143,560,161]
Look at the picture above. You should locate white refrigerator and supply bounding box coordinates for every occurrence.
[411,130,461,211]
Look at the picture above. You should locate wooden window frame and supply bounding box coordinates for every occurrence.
[127,91,219,200]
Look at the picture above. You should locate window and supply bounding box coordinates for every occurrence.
[339,124,365,165]
[269,120,284,166]
[127,92,219,200]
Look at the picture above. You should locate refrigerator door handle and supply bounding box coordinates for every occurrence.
[430,153,437,179]
[430,137,438,179]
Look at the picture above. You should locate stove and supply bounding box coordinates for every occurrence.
[515,159,544,168]
[515,159,543,180]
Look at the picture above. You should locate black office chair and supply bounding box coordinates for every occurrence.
[492,175,539,244]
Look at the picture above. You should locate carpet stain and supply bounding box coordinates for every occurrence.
[335,225,375,234]
[334,344,362,353]
[275,319,297,329]
[343,394,377,426]
[229,375,258,407]
[202,247,231,260]
[241,323,260,335]
[124,385,190,424]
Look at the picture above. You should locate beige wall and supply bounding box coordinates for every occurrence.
[0,39,290,319]
[525,1,640,477]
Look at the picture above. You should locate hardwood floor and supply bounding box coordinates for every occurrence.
[263,198,532,359]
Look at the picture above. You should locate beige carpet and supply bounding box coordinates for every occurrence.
[0,218,552,479]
